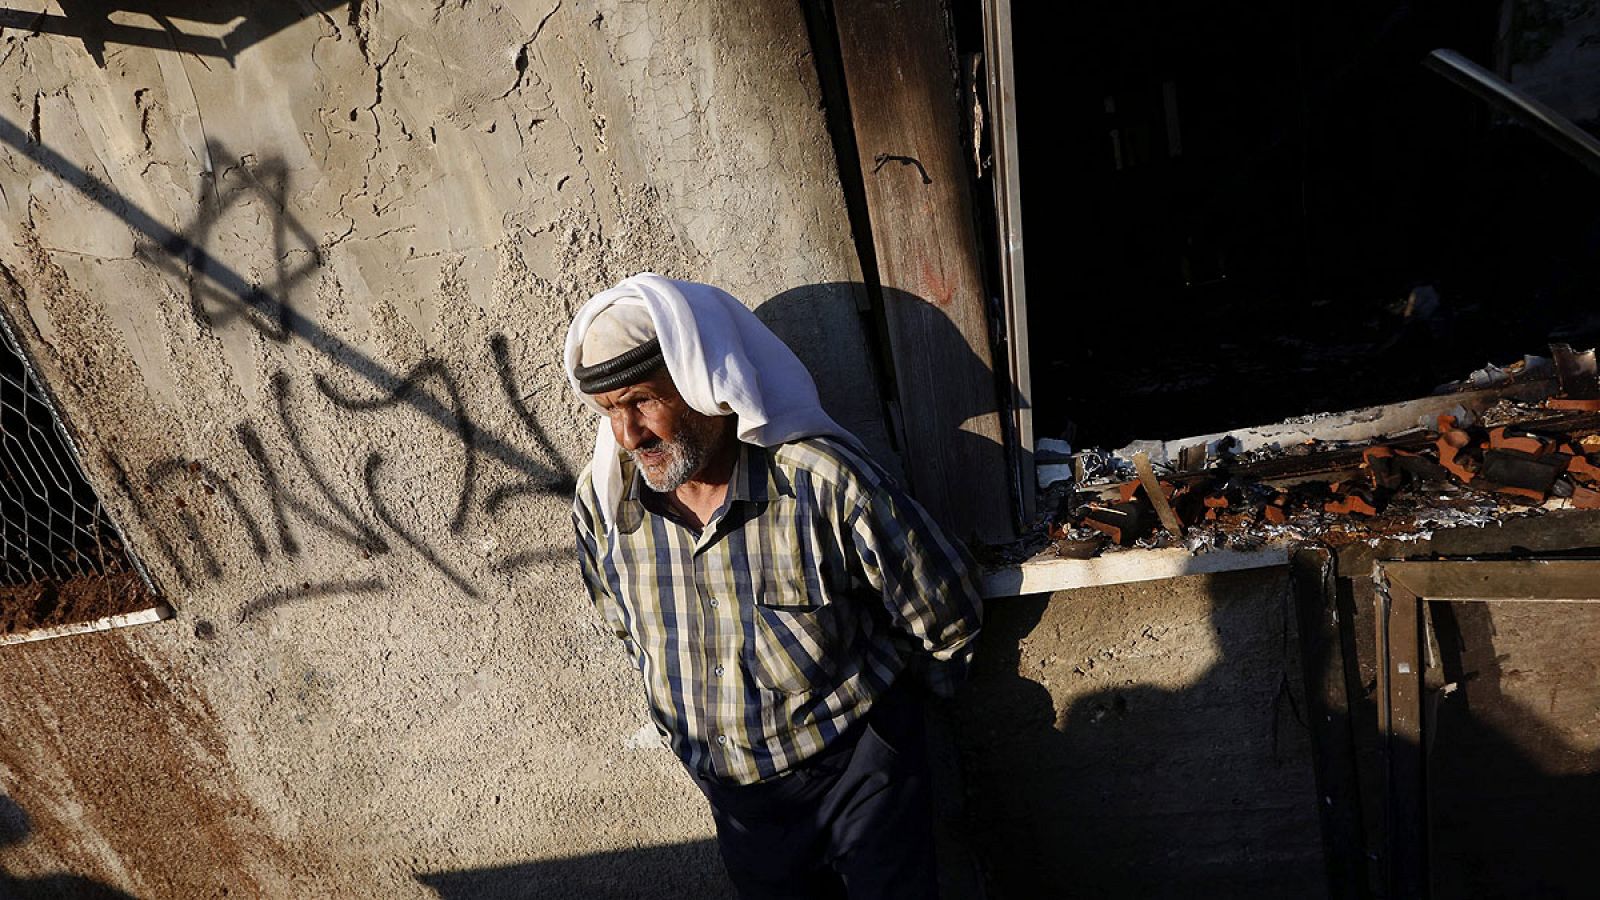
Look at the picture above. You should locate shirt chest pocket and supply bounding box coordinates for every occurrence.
[743,540,854,695]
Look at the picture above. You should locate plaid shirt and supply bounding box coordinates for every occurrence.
[572,436,983,785]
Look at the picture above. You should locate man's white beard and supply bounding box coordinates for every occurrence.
[634,434,709,492]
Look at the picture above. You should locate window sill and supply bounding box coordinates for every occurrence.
[980,543,1288,597]
[0,604,172,647]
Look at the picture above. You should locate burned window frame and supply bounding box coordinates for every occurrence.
[971,0,1600,545]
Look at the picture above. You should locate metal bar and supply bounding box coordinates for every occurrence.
[0,604,172,647]
[1424,48,1600,178]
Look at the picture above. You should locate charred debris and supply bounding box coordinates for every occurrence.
[997,345,1600,566]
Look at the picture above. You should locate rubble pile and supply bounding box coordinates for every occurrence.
[1032,347,1600,561]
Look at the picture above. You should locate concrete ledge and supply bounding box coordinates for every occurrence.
[981,546,1289,598]
[0,605,173,647]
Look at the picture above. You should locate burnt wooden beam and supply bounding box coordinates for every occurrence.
[1342,576,1388,899]
[1382,559,1600,601]
[831,0,1012,543]
[1365,560,1600,898]
[1290,547,1369,900]
[1374,576,1427,899]
[1337,508,1600,573]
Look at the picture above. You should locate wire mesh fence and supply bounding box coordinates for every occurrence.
[0,320,133,586]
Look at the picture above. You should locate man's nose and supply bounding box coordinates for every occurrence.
[615,410,652,450]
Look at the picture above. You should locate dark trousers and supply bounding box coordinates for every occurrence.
[690,683,938,900]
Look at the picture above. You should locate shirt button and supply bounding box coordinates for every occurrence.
[714,665,725,677]
[709,598,720,608]
[716,735,728,746]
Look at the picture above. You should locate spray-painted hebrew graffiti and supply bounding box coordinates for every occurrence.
[0,120,580,625]
[0,120,569,484]
[113,342,576,617]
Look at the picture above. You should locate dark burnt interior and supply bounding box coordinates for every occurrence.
[1010,2,1600,449]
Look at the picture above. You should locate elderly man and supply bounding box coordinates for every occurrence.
[566,274,982,899]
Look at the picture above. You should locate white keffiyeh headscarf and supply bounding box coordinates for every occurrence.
[564,273,859,531]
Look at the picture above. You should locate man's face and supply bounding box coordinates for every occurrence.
[594,368,728,492]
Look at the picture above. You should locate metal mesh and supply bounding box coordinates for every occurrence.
[0,322,128,585]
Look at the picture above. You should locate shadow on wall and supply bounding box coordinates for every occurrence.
[949,570,1328,899]
[1417,600,1600,899]
[756,283,1015,538]
[755,283,895,469]
[953,568,1600,899]
[0,794,137,899]
[0,1,346,67]
[415,838,729,900]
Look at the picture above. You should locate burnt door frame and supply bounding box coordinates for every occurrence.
[1292,511,1600,900]
[1373,560,1600,900]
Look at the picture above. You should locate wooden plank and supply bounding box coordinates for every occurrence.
[833,0,1012,543]
[1342,576,1388,898]
[1141,378,1557,463]
[1289,549,1366,899]
[1336,508,1600,573]
[1369,580,1394,895]
[1378,576,1427,899]
[1132,451,1185,537]
[1423,597,1600,896]
[1383,559,1600,603]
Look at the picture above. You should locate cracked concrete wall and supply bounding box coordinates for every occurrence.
[0,2,883,897]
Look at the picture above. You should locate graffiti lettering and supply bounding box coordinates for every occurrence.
[315,359,477,534]
[145,457,270,580]
[125,338,576,619]
[0,127,582,625]
[238,578,389,623]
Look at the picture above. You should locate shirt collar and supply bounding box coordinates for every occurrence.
[616,441,791,534]
[729,442,797,504]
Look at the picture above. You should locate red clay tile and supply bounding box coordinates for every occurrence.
[1325,495,1378,516]
[1488,427,1549,455]
[1573,483,1600,509]
[1547,398,1600,411]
